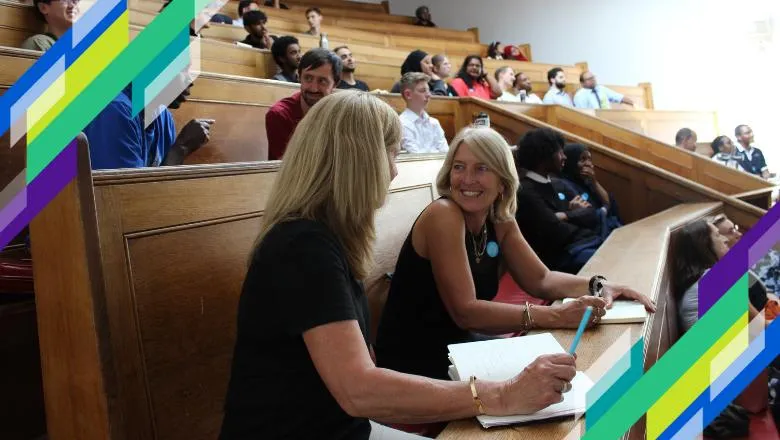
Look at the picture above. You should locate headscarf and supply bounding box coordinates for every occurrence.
[503,45,529,62]
[400,50,429,75]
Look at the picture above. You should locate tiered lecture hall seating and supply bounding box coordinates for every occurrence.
[1,0,776,438]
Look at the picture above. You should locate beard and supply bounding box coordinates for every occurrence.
[302,91,324,107]
[342,65,356,73]
[555,81,566,89]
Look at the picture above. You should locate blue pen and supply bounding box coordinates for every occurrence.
[569,306,593,355]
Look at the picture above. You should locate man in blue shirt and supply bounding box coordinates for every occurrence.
[542,67,573,107]
[573,71,634,109]
[83,78,214,170]
[734,124,771,179]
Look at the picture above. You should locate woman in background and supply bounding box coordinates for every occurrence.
[390,50,449,96]
[449,55,502,100]
[558,143,622,234]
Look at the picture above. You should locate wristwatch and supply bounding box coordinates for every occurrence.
[589,275,606,298]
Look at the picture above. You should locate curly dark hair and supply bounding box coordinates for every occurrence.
[513,128,565,172]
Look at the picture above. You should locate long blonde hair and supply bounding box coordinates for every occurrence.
[255,91,401,279]
[436,126,519,221]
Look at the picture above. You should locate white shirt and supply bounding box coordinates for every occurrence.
[498,90,543,104]
[399,108,449,154]
[543,87,574,107]
[711,153,746,172]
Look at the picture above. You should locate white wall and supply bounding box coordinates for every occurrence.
[389,0,779,171]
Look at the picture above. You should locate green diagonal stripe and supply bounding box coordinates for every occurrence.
[582,275,747,439]
[27,0,210,179]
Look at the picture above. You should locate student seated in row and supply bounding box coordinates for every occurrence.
[498,71,542,104]
[335,46,370,91]
[390,50,449,96]
[83,73,214,169]
[449,56,502,100]
[375,126,655,381]
[266,49,341,160]
[675,128,697,152]
[710,135,746,171]
[558,143,622,234]
[398,73,449,154]
[22,0,80,52]
[431,54,459,97]
[514,129,608,274]
[232,0,258,27]
[672,218,778,436]
[270,36,301,83]
[240,10,276,49]
[221,92,589,440]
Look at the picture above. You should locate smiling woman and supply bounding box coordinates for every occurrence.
[374,126,655,382]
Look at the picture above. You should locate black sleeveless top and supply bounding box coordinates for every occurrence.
[375,214,500,380]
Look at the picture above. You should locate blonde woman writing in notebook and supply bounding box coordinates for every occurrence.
[375,127,656,381]
[220,92,583,440]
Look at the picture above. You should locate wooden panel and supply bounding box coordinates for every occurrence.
[497,105,772,203]
[127,217,260,440]
[0,25,35,48]
[368,184,437,342]
[29,137,114,440]
[597,109,718,144]
[460,99,766,227]
[173,100,271,163]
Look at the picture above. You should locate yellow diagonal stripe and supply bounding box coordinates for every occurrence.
[27,12,129,142]
[646,313,748,439]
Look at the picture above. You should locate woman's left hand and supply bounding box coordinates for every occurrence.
[602,282,657,312]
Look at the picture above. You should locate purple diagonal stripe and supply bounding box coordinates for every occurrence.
[749,218,780,265]
[0,140,77,250]
[0,187,27,233]
[700,204,780,315]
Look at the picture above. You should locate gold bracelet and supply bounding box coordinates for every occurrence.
[524,301,536,330]
[469,376,486,415]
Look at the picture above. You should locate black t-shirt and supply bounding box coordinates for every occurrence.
[515,177,597,271]
[337,79,370,92]
[375,214,500,380]
[241,34,278,50]
[220,219,372,440]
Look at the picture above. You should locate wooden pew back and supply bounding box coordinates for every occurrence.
[464,98,767,227]
[30,141,444,440]
[495,103,774,208]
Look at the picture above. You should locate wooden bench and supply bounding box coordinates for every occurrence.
[495,102,775,209]
[437,201,735,440]
[29,139,444,440]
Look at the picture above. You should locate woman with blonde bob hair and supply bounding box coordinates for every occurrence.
[376,126,655,383]
[221,92,583,440]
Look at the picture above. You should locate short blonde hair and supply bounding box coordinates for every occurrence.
[436,126,519,222]
[400,72,430,94]
[255,91,401,279]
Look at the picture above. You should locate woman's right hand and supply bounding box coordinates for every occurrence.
[496,353,577,415]
[551,296,607,329]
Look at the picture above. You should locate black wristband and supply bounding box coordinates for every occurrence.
[589,275,606,297]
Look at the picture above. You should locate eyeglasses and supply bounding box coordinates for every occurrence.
[51,0,81,5]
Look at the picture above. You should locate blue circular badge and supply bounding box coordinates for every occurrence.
[487,241,499,258]
[581,193,589,202]
[557,192,566,201]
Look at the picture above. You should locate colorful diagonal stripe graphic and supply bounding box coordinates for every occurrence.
[1,2,778,440]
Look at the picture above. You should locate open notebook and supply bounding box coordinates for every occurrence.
[447,333,593,428]
[561,298,648,324]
